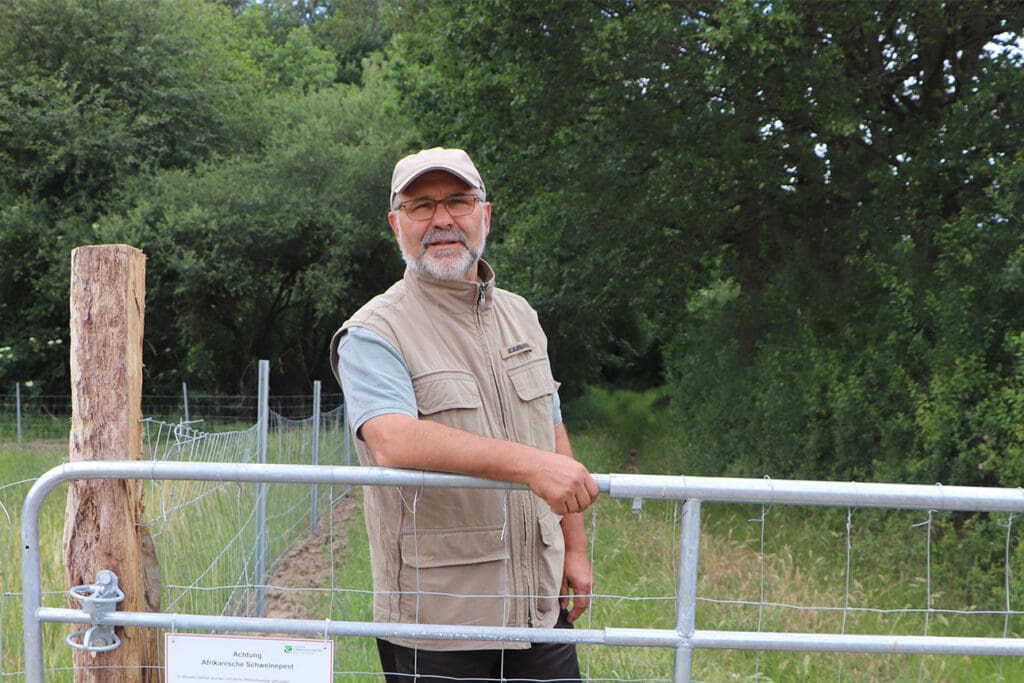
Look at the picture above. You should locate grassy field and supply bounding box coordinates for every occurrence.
[570,428,1024,682]
[3,429,1023,681]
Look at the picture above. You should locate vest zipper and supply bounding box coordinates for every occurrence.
[525,495,535,628]
[478,279,529,628]
[477,281,512,440]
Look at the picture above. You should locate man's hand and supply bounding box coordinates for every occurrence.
[527,451,599,515]
[560,546,593,623]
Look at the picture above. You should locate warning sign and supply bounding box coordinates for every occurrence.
[165,633,332,682]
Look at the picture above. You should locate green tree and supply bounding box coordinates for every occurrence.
[1,0,412,396]
[99,64,414,393]
[0,0,267,392]
[389,0,1024,484]
[235,0,392,85]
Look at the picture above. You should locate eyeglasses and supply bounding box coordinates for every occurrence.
[395,194,482,221]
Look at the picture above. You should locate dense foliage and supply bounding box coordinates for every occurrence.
[1,1,1022,486]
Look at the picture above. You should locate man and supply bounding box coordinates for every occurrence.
[330,147,599,681]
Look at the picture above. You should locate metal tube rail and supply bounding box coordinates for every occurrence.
[603,474,1024,512]
[33,606,1024,656]
[23,460,1024,681]
[36,607,681,647]
[673,499,701,680]
[23,460,1024,510]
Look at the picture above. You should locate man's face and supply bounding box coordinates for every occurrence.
[388,170,491,282]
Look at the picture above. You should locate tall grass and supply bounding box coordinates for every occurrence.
[262,492,381,676]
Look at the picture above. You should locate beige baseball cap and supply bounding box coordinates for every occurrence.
[390,147,485,206]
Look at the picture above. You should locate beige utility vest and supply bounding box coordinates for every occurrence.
[331,261,565,650]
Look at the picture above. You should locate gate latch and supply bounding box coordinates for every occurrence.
[66,569,125,654]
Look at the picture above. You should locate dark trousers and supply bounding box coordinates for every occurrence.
[377,610,581,682]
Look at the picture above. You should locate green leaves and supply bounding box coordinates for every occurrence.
[389,0,1024,485]
[0,0,402,393]
[1,0,1022,487]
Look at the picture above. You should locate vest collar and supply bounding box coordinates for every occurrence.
[404,259,496,314]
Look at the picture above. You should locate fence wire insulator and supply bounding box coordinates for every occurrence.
[66,569,124,654]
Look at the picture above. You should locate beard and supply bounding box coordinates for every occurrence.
[398,216,487,281]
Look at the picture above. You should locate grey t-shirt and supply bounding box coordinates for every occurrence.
[336,326,562,436]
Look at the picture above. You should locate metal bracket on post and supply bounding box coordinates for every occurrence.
[66,569,125,654]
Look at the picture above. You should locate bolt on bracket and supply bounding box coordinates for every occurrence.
[66,569,125,654]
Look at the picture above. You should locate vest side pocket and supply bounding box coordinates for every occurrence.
[534,508,566,619]
[398,526,510,628]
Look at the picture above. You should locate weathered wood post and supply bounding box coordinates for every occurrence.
[63,245,161,681]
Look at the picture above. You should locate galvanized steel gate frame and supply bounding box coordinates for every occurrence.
[22,462,1024,681]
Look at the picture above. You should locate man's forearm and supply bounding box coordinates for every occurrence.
[554,424,591,552]
[360,413,598,515]
[554,422,593,622]
[561,512,588,552]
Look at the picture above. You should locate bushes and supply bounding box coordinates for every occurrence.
[664,320,1024,487]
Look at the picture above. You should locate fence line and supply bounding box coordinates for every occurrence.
[138,397,349,626]
[0,387,345,443]
[1,361,355,680]
[21,462,1024,682]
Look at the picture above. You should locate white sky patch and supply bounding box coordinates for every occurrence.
[986,32,1023,63]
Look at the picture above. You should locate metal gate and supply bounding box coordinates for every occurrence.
[22,462,1024,681]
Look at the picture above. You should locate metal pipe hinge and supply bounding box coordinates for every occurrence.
[65,569,125,654]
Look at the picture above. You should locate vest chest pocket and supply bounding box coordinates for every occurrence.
[412,370,484,432]
[507,358,556,444]
[508,358,555,401]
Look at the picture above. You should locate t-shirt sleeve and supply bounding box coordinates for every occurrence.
[552,386,563,428]
[335,326,417,437]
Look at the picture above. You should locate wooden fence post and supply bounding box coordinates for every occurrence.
[63,245,161,681]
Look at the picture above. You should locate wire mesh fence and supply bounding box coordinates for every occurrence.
[0,388,345,443]
[4,405,353,680]
[142,407,351,625]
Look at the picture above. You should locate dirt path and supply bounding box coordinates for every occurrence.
[263,492,361,623]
